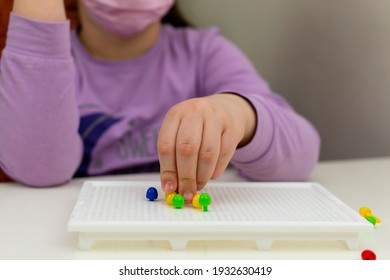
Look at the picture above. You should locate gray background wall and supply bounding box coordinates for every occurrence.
[178,0,390,160]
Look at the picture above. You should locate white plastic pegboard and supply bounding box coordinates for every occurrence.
[67,181,373,250]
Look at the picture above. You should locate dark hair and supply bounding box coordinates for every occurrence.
[162,3,192,27]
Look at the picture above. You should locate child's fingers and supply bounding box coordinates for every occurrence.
[175,114,203,203]
[212,130,237,179]
[196,118,221,191]
[157,112,180,194]
[159,95,240,200]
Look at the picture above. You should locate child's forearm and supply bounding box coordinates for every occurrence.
[12,0,66,21]
[0,13,82,187]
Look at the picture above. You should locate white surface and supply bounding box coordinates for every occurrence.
[67,181,372,251]
[0,157,389,259]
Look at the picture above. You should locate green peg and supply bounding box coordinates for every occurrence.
[366,216,376,226]
[199,193,211,212]
[172,194,185,209]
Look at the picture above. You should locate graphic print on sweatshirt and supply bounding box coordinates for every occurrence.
[76,113,122,176]
[76,111,161,177]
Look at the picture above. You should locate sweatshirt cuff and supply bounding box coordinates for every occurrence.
[231,95,275,164]
[6,12,71,59]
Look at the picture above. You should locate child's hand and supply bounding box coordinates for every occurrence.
[158,93,256,203]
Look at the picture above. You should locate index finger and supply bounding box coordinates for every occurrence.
[157,112,180,194]
[175,114,203,203]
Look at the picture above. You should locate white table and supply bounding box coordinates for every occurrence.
[0,157,388,260]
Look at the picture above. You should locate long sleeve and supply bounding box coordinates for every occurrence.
[0,13,82,187]
[198,28,320,181]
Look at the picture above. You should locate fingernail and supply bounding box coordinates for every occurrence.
[164,181,175,193]
[183,192,193,202]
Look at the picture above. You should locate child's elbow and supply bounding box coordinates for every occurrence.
[20,172,73,188]
[279,138,321,182]
[237,136,321,182]
[8,163,77,188]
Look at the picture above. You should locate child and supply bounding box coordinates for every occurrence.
[0,0,320,203]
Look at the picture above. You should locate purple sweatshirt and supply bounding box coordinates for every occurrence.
[0,13,320,187]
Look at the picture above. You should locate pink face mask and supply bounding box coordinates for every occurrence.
[81,0,175,36]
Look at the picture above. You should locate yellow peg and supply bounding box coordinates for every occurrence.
[192,194,201,209]
[165,192,176,206]
[359,207,372,217]
[359,207,381,224]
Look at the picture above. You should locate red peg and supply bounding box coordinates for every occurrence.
[361,250,376,260]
